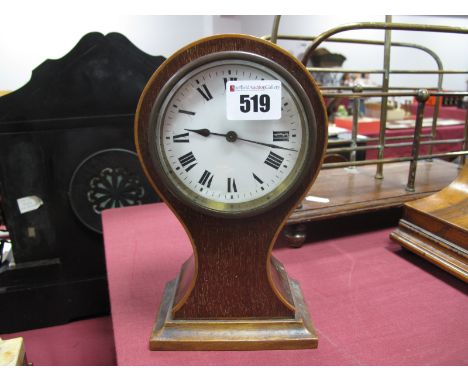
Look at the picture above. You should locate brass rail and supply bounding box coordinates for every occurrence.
[263,16,468,191]
[264,17,453,162]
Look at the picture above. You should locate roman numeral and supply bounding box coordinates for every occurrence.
[178,151,197,172]
[227,178,237,193]
[173,132,189,143]
[252,173,264,184]
[253,173,265,191]
[196,84,213,101]
[264,151,284,170]
[273,131,289,142]
[198,170,214,187]
[223,77,238,89]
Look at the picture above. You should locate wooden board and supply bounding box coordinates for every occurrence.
[391,164,468,282]
[289,159,461,224]
[150,257,318,351]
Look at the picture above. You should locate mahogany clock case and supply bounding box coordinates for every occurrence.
[0,32,163,333]
[135,35,327,349]
[143,52,318,218]
[136,35,327,221]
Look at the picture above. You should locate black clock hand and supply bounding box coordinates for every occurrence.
[184,128,212,137]
[184,128,298,152]
[236,136,298,152]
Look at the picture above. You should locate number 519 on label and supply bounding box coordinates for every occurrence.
[226,80,282,120]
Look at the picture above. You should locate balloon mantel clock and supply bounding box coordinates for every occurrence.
[135,34,327,350]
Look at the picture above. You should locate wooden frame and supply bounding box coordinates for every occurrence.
[135,35,327,350]
[391,164,468,282]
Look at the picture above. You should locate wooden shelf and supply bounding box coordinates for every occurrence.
[391,164,468,282]
[289,159,461,224]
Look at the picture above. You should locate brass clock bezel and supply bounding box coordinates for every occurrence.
[146,51,318,218]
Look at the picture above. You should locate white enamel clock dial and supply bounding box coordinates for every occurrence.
[153,58,310,214]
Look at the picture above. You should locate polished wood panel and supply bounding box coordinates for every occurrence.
[289,159,460,224]
[136,35,326,320]
[136,35,327,349]
[391,164,468,282]
[150,258,318,351]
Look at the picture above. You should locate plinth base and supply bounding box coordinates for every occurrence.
[391,219,468,283]
[149,277,318,351]
[390,163,468,283]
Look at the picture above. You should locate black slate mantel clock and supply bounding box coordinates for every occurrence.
[135,34,327,350]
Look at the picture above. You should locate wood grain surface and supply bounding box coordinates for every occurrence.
[135,35,327,320]
[289,159,461,224]
[391,164,467,282]
[149,275,318,350]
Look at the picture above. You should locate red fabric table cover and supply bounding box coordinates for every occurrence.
[365,124,465,159]
[1,317,116,366]
[335,104,466,159]
[409,104,467,121]
[102,203,468,365]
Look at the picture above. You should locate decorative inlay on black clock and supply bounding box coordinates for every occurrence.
[88,168,145,213]
[69,149,154,233]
